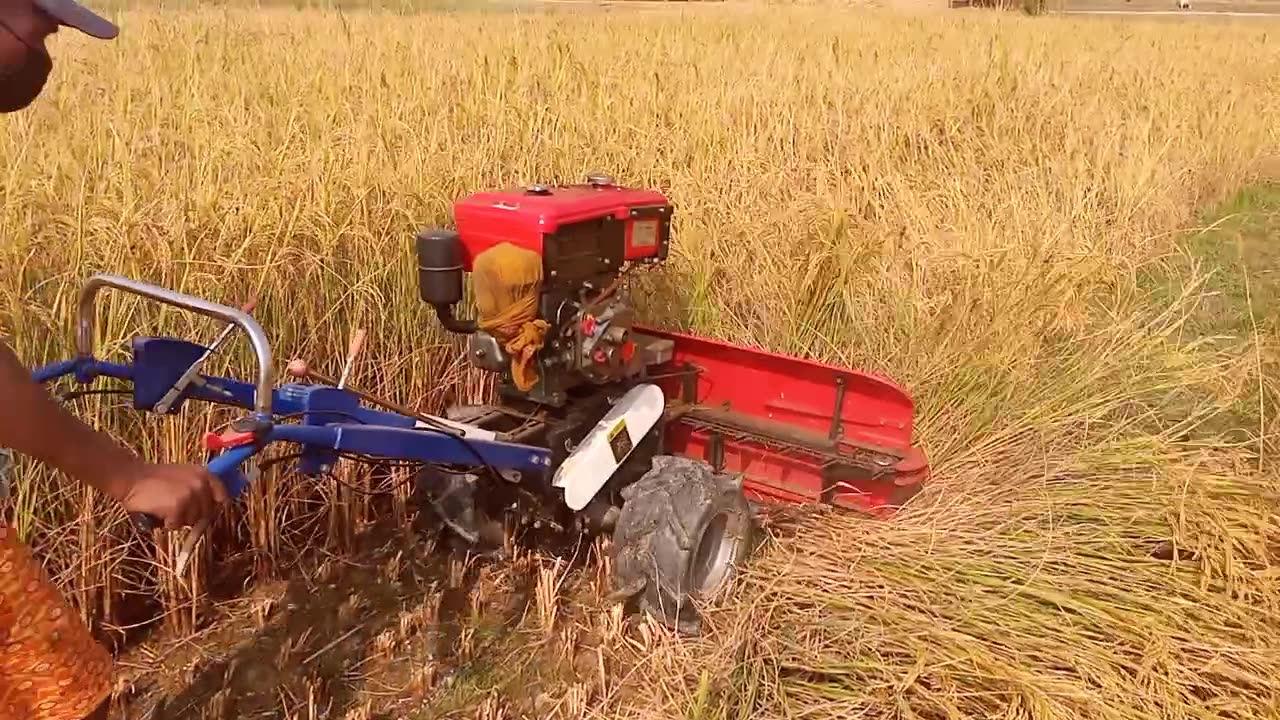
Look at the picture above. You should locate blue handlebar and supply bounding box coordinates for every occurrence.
[37,339,554,539]
[209,444,258,499]
[128,443,261,535]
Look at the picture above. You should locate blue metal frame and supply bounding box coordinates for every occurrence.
[32,336,553,501]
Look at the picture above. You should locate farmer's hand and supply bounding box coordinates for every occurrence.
[105,461,229,529]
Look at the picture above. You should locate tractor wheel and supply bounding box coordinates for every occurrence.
[608,455,754,635]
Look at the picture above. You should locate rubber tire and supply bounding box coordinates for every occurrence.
[609,455,754,635]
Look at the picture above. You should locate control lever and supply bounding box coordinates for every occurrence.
[154,296,259,415]
[336,327,366,390]
[128,443,259,576]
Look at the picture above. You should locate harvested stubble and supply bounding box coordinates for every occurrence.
[1,5,1279,718]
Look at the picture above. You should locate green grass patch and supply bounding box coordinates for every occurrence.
[1176,183,1280,340]
[1138,182,1280,451]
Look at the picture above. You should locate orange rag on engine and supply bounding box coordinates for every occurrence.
[471,242,550,392]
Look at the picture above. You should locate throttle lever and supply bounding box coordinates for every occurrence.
[337,327,367,390]
[154,295,259,415]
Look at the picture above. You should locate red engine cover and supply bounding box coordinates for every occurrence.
[452,180,672,270]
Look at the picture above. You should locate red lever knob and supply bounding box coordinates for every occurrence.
[203,429,257,452]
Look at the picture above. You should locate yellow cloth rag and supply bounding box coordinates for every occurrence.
[471,242,550,391]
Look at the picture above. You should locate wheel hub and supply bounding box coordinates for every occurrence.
[688,509,744,595]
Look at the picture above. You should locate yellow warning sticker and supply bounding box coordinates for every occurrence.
[608,419,627,441]
[608,419,632,463]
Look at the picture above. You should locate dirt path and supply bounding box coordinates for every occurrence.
[531,0,950,12]
[1049,0,1280,15]
[532,0,1280,15]
[1056,7,1280,14]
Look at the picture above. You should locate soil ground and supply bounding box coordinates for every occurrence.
[108,507,629,719]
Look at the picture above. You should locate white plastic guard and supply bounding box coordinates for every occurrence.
[552,383,666,511]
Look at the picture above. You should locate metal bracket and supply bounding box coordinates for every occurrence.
[680,362,700,404]
[708,431,725,473]
[829,377,847,441]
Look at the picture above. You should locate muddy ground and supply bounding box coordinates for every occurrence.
[106,510,637,720]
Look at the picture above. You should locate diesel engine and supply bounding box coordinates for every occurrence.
[415,173,676,407]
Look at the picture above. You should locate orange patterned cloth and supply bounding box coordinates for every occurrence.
[0,523,113,720]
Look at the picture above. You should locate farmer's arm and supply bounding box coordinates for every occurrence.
[0,336,139,501]
[0,336,228,527]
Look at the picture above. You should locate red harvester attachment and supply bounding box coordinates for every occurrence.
[642,326,928,516]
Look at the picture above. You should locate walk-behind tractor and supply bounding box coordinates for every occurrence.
[32,174,930,634]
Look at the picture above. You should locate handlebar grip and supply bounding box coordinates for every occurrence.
[126,444,260,536]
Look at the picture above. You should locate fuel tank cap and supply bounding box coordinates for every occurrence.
[585,172,615,187]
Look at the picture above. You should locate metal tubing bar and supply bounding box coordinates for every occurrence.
[182,373,421,429]
[194,418,552,502]
[33,358,134,386]
[34,355,430,433]
[74,274,274,418]
[268,424,551,471]
[31,359,79,384]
